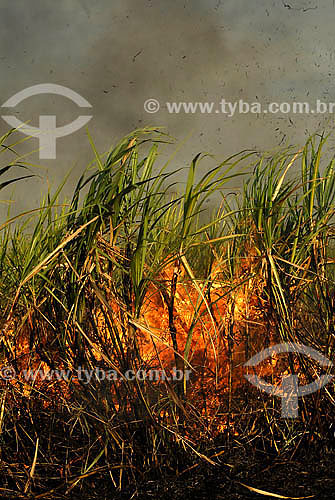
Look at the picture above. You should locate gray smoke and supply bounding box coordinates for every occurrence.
[0,0,334,218]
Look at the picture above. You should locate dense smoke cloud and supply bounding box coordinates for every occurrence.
[0,0,333,215]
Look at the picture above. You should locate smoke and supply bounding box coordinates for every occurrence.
[0,0,334,217]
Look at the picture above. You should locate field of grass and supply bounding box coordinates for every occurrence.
[0,127,334,499]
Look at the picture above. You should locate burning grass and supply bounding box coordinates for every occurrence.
[0,128,333,498]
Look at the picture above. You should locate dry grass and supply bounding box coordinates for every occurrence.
[0,128,333,498]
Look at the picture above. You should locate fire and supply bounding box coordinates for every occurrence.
[1,254,289,432]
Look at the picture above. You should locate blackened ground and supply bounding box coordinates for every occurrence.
[114,448,334,500]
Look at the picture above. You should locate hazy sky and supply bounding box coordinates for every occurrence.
[0,0,334,216]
